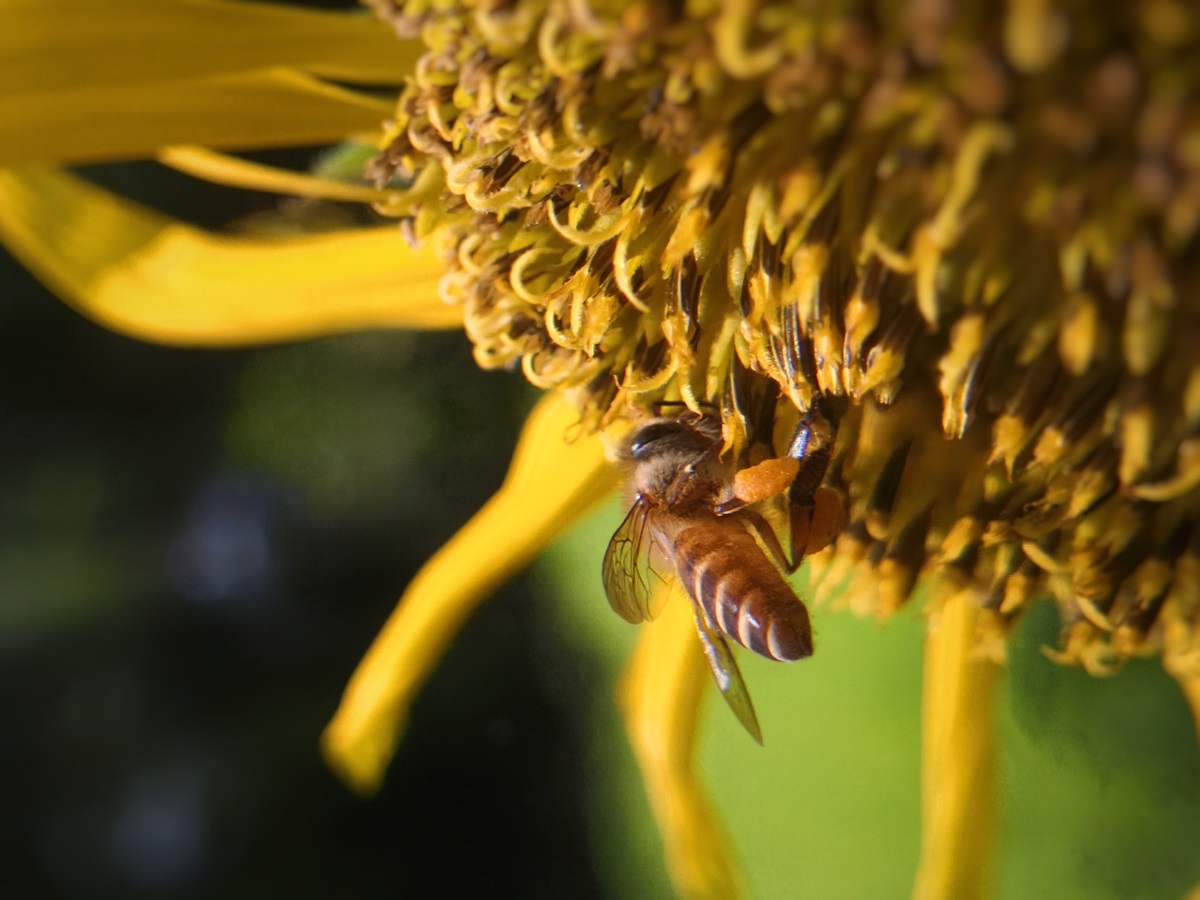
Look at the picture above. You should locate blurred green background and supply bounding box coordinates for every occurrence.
[3,152,1199,899]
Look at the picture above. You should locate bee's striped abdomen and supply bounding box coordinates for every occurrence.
[672,520,814,661]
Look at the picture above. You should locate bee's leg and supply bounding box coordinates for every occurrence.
[785,401,835,505]
[785,401,844,565]
[789,486,846,564]
[738,509,795,573]
[740,499,843,574]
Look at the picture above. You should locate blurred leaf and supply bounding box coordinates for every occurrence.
[997,603,1200,900]
[702,589,925,900]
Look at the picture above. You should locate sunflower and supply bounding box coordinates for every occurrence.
[4,1,1200,898]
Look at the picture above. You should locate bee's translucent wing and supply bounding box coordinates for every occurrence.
[602,499,669,623]
[691,603,764,744]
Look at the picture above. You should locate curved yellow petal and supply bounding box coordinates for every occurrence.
[620,592,742,900]
[912,594,1000,900]
[2,68,395,167]
[0,167,460,345]
[322,393,616,793]
[2,0,417,89]
[157,146,396,205]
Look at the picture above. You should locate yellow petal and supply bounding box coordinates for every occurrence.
[912,594,1000,900]
[322,393,616,793]
[620,592,742,900]
[1,68,395,167]
[157,146,396,204]
[2,0,415,165]
[2,0,416,89]
[0,167,460,345]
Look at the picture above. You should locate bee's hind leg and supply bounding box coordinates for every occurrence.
[785,401,845,564]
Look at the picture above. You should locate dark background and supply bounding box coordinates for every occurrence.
[0,158,609,898]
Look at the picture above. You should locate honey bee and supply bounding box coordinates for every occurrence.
[603,410,840,742]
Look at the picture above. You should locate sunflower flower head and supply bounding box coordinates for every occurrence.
[369,0,1200,679]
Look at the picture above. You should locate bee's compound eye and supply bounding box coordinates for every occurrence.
[627,421,685,460]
